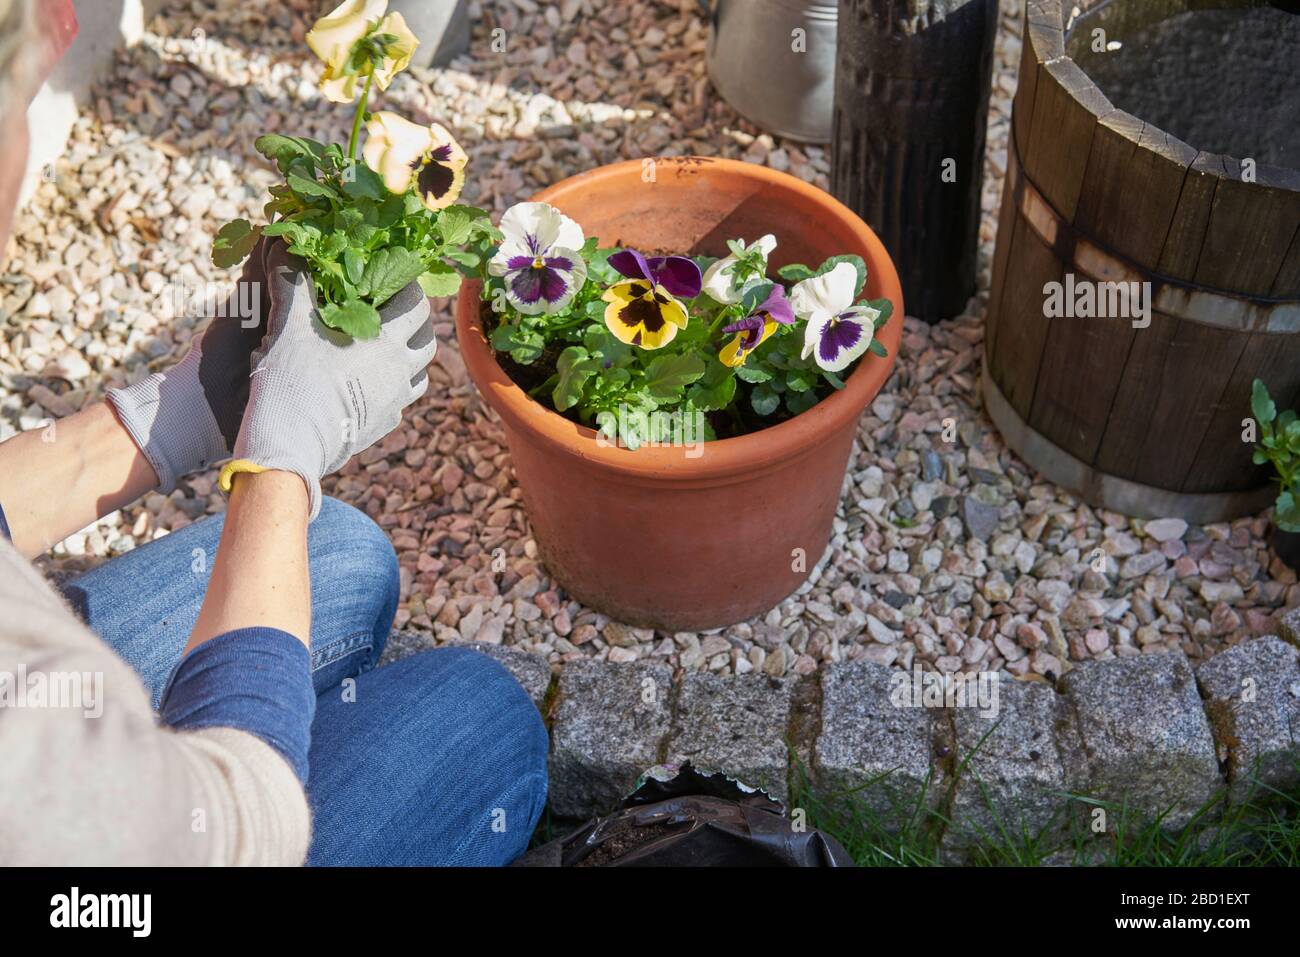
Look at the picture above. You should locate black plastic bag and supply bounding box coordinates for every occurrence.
[515,763,854,867]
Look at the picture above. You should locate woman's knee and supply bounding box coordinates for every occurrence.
[438,649,549,862]
[309,497,400,662]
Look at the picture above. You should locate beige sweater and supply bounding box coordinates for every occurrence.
[0,538,311,865]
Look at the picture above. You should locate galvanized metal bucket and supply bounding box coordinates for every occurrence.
[706,0,838,143]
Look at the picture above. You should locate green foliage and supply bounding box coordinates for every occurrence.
[212,134,497,338]
[486,244,893,449]
[1251,379,1300,532]
[212,219,260,269]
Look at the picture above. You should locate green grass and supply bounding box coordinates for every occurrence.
[792,758,1300,867]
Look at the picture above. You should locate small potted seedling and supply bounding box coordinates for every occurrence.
[211,0,499,335]
[1251,378,1300,570]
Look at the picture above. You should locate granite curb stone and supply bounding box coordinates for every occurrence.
[548,659,674,818]
[813,660,937,827]
[945,676,1072,848]
[665,671,795,802]
[1279,606,1300,647]
[1197,635,1300,802]
[1058,651,1221,827]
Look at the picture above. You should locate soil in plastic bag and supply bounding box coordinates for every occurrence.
[514,763,853,867]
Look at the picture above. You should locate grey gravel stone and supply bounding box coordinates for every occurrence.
[1197,636,1300,802]
[814,661,937,826]
[945,677,1073,848]
[548,659,674,818]
[1059,652,1222,827]
[961,496,1000,542]
[665,671,794,801]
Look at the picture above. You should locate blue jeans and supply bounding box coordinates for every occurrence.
[63,498,549,866]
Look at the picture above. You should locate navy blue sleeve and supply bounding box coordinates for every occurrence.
[160,628,316,784]
[0,501,10,541]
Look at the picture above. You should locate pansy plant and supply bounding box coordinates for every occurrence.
[211,0,499,340]
[482,202,893,449]
[1251,379,1300,533]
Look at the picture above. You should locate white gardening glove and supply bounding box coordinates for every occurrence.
[107,239,269,491]
[218,241,436,519]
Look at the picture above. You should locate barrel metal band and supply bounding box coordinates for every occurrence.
[1006,141,1300,333]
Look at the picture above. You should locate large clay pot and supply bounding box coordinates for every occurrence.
[455,157,903,631]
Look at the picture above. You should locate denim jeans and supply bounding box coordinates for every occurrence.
[63,497,549,866]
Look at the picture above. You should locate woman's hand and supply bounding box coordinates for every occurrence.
[106,242,270,491]
[0,248,270,558]
[218,240,436,519]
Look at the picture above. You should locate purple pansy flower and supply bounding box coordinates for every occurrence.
[719,284,795,367]
[488,202,588,316]
[601,250,703,350]
[608,250,703,300]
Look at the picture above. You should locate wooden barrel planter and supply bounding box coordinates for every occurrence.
[984,0,1300,523]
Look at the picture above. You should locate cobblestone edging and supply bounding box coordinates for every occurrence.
[387,621,1300,850]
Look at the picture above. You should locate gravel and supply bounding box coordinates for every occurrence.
[5,0,1298,680]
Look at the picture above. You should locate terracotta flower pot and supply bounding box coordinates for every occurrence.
[455,157,903,631]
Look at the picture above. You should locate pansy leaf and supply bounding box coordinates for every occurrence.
[643,352,706,399]
[341,162,385,201]
[735,363,773,384]
[1277,490,1300,533]
[360,247,425,305]
[491,322,544,364]
[751,383,780,416]
[335,206,365,232]
[445,249,481,271]
[813,254,867,299]
[869,338,889,357]
[254,134,328,173]
[1252,379,1277,425]
[418,263,462,298]
[343,247,365,285]
[739,280,776,315]
[436,206,475,247]
[320,299,381,340]
[554,347,601,412]
[687,358,737,411]
[786,389,818,415]
[1288,420,1300,455]
[583,326,632,366]
[320,232,348,259]
[211,219,261,268]
[287,170,339,200]
[778,263,815,283]
[785,367,815,393]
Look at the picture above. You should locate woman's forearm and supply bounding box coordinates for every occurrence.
[186,469,311,654]
[0,402,159,559]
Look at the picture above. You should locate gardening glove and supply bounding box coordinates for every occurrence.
[106,240,270,492]
[218,240,436,520]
